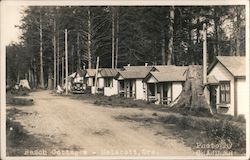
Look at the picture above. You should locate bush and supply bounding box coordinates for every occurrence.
[8,87,30,96]
[158,114,246,154]
[94,100,101,105]
[205,120,246,153]
[159,114,178,124]
[7,97,34,106]
[152,113,158,116]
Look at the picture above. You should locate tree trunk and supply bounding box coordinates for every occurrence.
[170,65,211,115]
[111,7,115,69]
[188,24,194,65]
[167,6,174,65]
[213,7,220,56]
[87,8,92,69]
[115,8,119,69]
[48,68,53,90]
[77,31,81,69]
[161,29,166,65]
[53,19,57,90]
[57,30,60,86]
[61,57,64,87]
[235,7,241,56]
[39,10,45,88]
[34,63,38,89]
[71,45,74,72]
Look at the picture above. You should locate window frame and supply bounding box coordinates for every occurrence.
[105,77,113,87]
[219,81,230,104]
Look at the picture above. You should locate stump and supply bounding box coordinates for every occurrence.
[170,65,212,115]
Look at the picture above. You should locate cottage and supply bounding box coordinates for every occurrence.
[115,66,153,100]
[143,65,188,104]
[69,69,86,83]
[99,68,119,96]
[85,69,96,87]
[207,56,247,116]
[89,68,119,95]
[64,69,86,91]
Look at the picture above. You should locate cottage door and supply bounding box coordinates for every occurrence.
[210,85,217,113]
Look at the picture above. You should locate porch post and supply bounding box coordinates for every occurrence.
[160,83,163,104]
[127,80,130,98]
[124,80,127,97]
[154,83,157,100]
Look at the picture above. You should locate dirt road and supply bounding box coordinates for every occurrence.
[9,90,196,156]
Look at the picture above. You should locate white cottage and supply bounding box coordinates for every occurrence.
[85,69,96,87]
[69,69,86,83]
[89,68,119,95]
[115,66,153,100]
[207,56,247,116]
[143,65,188,105]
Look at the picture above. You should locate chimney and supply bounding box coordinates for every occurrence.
[127,64,130,67]
[145,63,148,66]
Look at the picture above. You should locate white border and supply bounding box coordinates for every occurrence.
[1,0,249,160]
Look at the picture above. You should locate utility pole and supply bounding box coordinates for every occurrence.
[203,23,207,86]
[94,56,99,95]
[203,23,209,105]
[65,29,69,95]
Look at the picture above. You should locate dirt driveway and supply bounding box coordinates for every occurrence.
[8,90,196,156]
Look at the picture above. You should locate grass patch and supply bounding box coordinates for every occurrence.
[7,87,30,96]
[6,108,46,156]
[71,93,246,124]
[6,108,71,156]
[158,114,246,155]
[6,97,34,106]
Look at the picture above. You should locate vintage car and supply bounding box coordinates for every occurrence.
[72,82,85,94]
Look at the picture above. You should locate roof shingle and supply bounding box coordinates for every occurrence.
[143,66,188,82]
[216,56,245,77]
[100,68,119,77]
[86,69,96,77]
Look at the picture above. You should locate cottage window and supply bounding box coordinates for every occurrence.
[105,78,113,87]
[219,81,230,104]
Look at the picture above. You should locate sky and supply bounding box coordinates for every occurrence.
[3,5,24,45]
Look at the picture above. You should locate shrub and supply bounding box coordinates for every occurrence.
[159,115,178,124]
[159,114,246,154]
[131,103,138,107]
[152,113,158,116]
[233,114,246,123]
[205,120,246,153]
[94,100,101,105]
[6,97,34,106]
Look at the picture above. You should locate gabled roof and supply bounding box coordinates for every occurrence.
[68,69,86,78]
[86,69,96,77]
[76,69,86,77]
[116,70,150,79]
[123,65,153,72]
[207,75,219,84]
[143,66,188,83]
[99,68,119,77]
[115,65,153,79]
[152,65,188,72]
[208,56,245,77]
